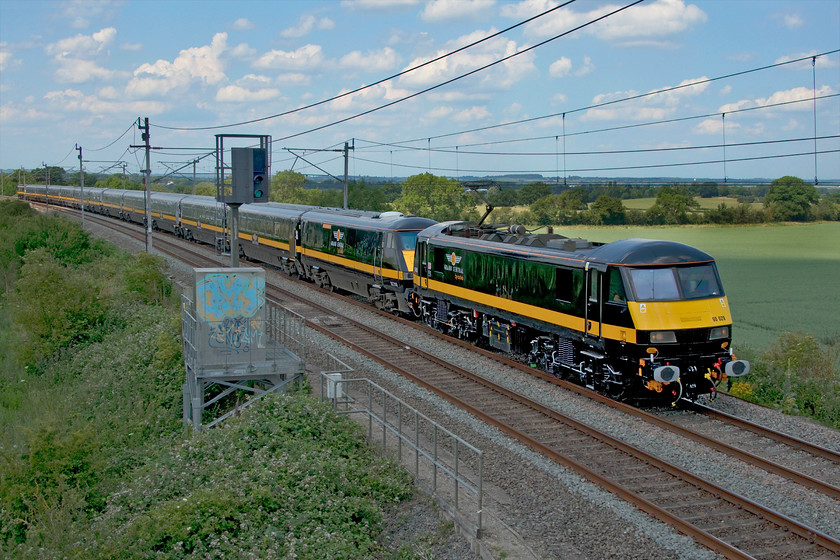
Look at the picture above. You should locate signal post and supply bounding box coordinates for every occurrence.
[214,134,271,267]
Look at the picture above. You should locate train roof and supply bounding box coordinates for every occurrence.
[420,222,715,268]
[301,209,436,231]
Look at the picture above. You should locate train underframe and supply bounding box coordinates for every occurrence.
[410,293,737,404]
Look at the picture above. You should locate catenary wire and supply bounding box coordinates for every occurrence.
[351,148,840,176]
[267,0,645,145]
[356,92,840,154]
[366,49,840,149]
[152,0,579,132]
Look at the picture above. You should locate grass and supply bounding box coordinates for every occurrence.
[555,222,840,354]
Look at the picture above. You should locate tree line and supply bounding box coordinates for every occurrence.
[4,167,839,226]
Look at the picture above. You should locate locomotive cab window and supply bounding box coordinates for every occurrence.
[400,232,418,251]
[607,268,627,304]
[628,264,723,301]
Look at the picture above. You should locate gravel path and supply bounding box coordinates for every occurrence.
[80,215,840,559]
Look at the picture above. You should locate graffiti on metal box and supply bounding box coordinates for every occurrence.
[196,273,265,322]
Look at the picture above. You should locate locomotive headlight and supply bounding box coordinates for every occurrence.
[653,365,680,383]
[650,331,677,343]
[725,360,750,377]
[709,326,730,340]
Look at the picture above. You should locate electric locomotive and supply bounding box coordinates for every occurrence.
[409,221,749,403]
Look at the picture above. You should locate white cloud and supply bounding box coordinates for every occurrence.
[549,56,572,77]
[513,0,706,43]
[775,51,838,70]
[216,85,280,102]
[575,56,594,76]
[44,27,119,83]
[120,43,143,52]
[719,85,837,114]
[54,58,116,83]
[453,105,490,122]
[780,13,804,29]
[43,88,167,115]
[254,44,323,70]
[232,18,255,31]
[46,27,116,58]
[340,0,421,11]
[398,29,535,90]
[582,77,709,122]
[239,74,273,86]
[328,80,409,111]
[231,43,257,58]
[428,106,455,119]
[694,118,731,135]
[339,47,400,72]
[421,0,496,22]
[0,102,50,122]
[58,0,120,29]
[0,47,13,72]
[279,15,335,38]
[276,73,311,86]
[781,118,799,132]
[128,32,228,96]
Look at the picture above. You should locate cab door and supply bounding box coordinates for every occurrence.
[373,232,384,282]
[585,266,603,339]
[417,241,429,289]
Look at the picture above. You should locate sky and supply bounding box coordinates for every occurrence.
[1,0,838,183]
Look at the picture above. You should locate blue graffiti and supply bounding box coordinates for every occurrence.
[196,273,265,322]
[207,317,257,355]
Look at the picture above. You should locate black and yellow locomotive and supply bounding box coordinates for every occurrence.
[409,221,749,402]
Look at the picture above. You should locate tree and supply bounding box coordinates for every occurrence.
[587,195,626,225]
[269,170,306,203]
[487,187,519,207]
[518,182,551,205]
[392,173,472,221]
[650,185,699,224]
[529,191,586,226]
[348,179,386,211]
[764,176,818,222]
[93,174,142,191]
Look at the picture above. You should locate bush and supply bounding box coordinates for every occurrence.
[6,248,111,367]
[88,393,413,560]
[727,331,840,429]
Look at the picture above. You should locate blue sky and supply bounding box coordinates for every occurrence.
[1,0,838,183]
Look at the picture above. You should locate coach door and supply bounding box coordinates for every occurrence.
[585,264,603,340]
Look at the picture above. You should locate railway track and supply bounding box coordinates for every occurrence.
[61,206,840,559]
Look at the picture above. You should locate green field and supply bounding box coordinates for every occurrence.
[554,222,840,354]
[619,196,764,211]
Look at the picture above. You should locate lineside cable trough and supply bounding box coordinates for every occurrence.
[181,267,305,430]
